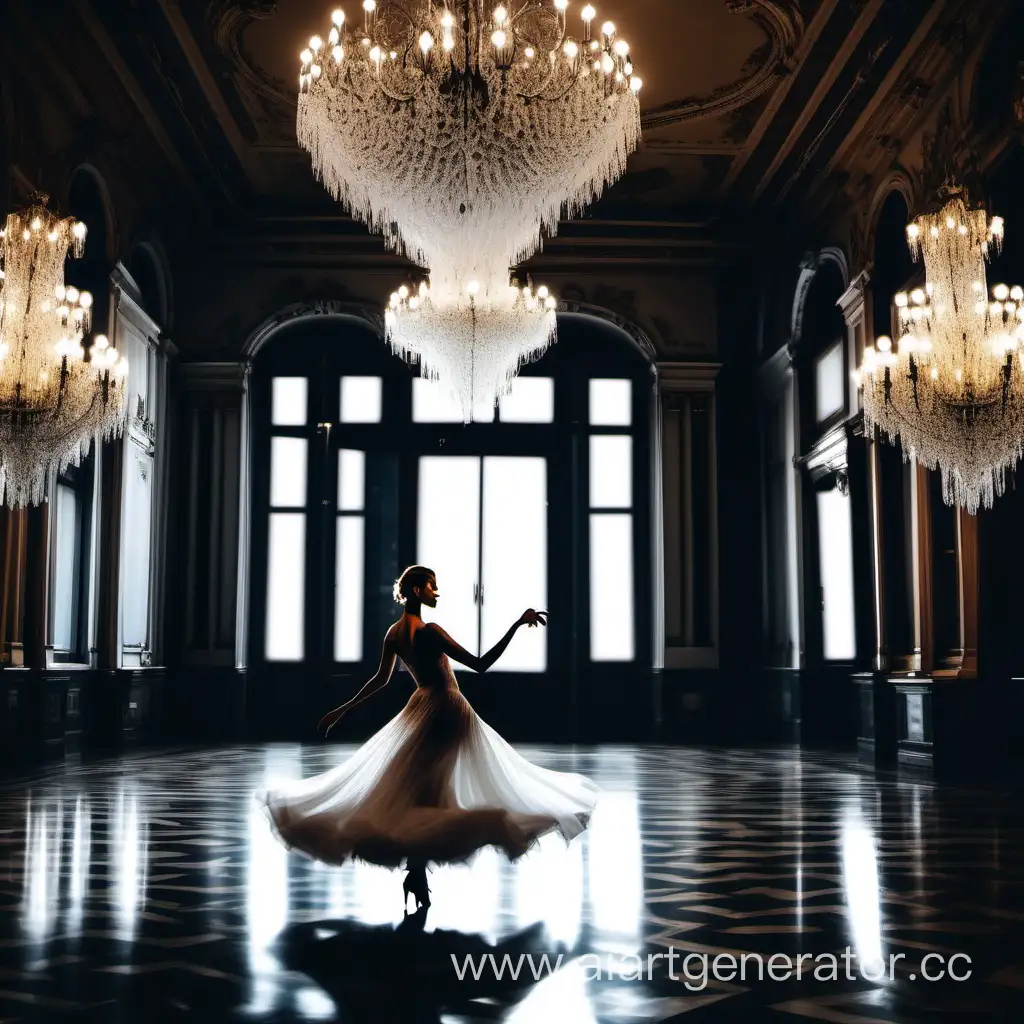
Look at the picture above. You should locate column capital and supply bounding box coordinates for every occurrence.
[837,270,871,329]
[177,360,252,395]
[656,361,721,395]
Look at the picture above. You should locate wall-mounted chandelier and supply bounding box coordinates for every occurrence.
[856,186,1024,514]
[0,197,128,507]
[298,1,641,419]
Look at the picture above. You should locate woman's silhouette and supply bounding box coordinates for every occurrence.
[256,565,599,910]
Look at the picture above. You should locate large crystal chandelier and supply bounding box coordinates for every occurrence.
[856,186,1024,514]
[0,197,128,507]
[298,0,641,419]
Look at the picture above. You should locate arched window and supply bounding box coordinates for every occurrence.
[796,262,857,667]
[248,312,654,739]
[47,168,111,663]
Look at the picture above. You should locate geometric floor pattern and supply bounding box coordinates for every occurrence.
[2,743,1024,1021]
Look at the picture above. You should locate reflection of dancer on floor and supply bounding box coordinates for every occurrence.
[256,565,598,912]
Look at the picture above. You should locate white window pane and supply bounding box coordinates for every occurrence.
[53,483,82,650]
[498,378,554,423]
[589,435,632,508]
[589,378,631,426]
[817,488,856,660]
[480,457,547,671]
[815,343,844,423]
[272,377,307,426]
[121,449,153,647]
[338,449,365,511]
[412,377,495,423]
[335,516,365,661]
[590,514,634,661]
[417,456,481,664]
[340,376,382,423]
[266,513,305,661]
[270,437,307,508]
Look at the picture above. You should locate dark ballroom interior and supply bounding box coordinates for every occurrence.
[4,1,1024,1021]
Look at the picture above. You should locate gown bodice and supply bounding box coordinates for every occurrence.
[396,624,460,692]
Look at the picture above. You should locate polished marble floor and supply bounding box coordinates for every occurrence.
[2,743,1024,1022]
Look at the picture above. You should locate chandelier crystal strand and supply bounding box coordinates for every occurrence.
[385,277,558,420]
[856,190,1024,514]
[298,1,641,278]
[0,197,128,507]
[298,1,641,416]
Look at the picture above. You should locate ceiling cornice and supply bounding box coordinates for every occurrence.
[154,0,268,192]
[641,0,805,131]
[72,0,205,210]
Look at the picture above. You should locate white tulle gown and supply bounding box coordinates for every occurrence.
[256,623,599,868]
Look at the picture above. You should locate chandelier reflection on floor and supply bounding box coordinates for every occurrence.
[856,186,1024,514]
[0,197,128,507]
[298,1,642,419]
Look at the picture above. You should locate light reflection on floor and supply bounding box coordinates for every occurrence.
[6,743,1023,1022]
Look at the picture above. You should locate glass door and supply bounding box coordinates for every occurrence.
[416,454,547,672]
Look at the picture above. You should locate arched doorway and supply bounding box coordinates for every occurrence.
[245,310,656,741]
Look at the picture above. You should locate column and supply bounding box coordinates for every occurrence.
[838,270,897,764]
[175,361,250,736]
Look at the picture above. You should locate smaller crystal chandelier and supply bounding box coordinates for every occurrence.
[386,275,557,420]
[0,196,128,507]
[856,186,1024,513]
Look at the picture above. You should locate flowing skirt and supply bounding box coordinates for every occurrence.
[255,683,599,868]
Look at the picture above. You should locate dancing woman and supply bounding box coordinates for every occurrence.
[256,565,599,910]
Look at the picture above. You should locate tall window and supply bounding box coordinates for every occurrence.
[589,378,635,661]
[816,485,856,661]
[265,376,308,661]
[50,460,94,662]
[251,315,653,695]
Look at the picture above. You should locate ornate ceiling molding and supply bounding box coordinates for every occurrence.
[208,0,294,142]
[641,0,804,130]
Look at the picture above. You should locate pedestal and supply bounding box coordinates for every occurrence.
[852,672,898,767]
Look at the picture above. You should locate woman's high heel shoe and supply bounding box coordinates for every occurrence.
[403,865,431,911]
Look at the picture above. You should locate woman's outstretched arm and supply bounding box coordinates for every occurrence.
[318,631,398,735]
[428,609,546,673]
